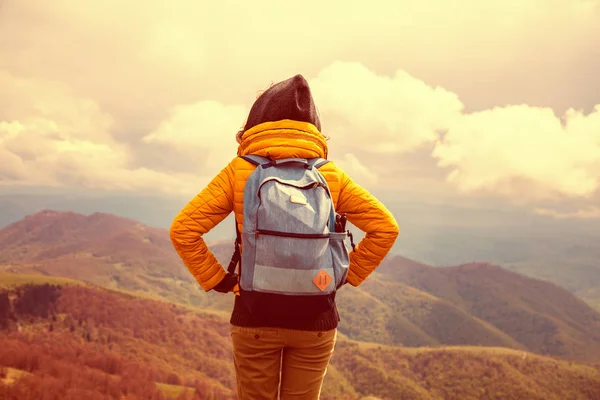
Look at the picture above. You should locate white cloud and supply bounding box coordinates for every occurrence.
[142,100,246,176]
[5,59,600,204]
[432,105,600,200]
[335,153,379,186]
[0,72,201,195]
[4,56,600,205]
[141,99,384,187]
[310,61,463,153]
[307,62,600,202]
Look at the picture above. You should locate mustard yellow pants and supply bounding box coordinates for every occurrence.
[230,325,337,399]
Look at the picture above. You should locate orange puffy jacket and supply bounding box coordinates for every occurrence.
[170,119,399,292]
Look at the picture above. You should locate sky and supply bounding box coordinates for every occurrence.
[1,0,600,221]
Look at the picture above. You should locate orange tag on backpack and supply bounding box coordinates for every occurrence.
[313,270,332,291]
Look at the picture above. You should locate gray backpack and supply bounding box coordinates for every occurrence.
[227,155,353,296]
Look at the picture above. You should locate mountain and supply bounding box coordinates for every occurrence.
[0,192,188,233]
[3,191,600,313]
[1,277,599,400]
[2,210,600,365]
[334,280,524,350]
[0,192,235,242]
[375,256,600,362]
[0,210,234,312]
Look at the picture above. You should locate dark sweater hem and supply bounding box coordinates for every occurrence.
[229,292,340,331]
[230,309,339,331]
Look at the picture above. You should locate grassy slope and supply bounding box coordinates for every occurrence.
[0,367,188,399]
[155,382,189,398]
[0,272,84,289]
[336,279,523,350]
[0,367,32,385]
[332,340,600,400]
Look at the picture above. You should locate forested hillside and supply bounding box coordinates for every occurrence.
[1,279,600,400]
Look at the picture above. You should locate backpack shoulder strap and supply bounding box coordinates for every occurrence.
[310,158,330,169]
[242,155,329,169]
[228,154,270,275]
[240,155,270,166]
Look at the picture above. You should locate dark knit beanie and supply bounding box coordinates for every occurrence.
[244,74,321,132]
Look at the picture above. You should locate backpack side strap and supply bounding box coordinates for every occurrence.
[227,218,242,275]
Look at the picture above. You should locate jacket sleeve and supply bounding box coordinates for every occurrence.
[169,160,235,291]
[335,167,399,286]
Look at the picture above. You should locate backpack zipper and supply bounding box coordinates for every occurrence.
[256,229,330,239]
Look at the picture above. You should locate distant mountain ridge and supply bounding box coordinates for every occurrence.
[0,209,189,282]
[2,191,600,313]
[373,257,600,362]
[0,210,235,311]
[1,210,600,363]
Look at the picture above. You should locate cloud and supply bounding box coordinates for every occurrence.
[0,72,200,195]
[141,98,384,186]
[4,0,599,123]
[142,101,246,176]
[335,153,379,186]
[4,58,600,204]
[0,143,28,181]
[1,0,600,210]
[310,61,463,153]
[534,207,600,220]
[432,105,600,200]
[307,62,600,202]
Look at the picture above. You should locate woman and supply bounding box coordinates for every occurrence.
[170,74,399,399]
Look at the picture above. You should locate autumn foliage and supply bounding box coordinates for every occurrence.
[0,283,236,399]
[1,281,600,400]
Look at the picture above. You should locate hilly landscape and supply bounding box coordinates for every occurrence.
[2,210,600,363]
[0,210,235,313]
[3,192,600,312]
[369,256,600,362]
[2,210,600,398]
[1,277,600,400]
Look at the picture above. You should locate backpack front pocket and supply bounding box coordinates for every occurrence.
[252,232,333,294]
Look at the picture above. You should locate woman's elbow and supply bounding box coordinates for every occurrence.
[392,219,400,236]
[386,217,400,242]
[169,219,183,248]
